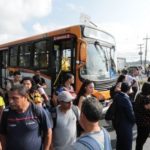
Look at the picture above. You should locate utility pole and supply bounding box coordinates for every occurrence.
[143,35,150,71]
[138,44,144,66]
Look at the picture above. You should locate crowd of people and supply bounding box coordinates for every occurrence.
[0,71,112,150]
[106,66,150,150]
[0,67,150,150]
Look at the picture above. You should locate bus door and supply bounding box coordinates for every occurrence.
[0,50,8,89]
[51,34,76,89]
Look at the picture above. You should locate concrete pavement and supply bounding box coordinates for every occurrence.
[100,119,150,150]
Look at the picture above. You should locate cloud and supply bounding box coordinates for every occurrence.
[32,22,65,34]
[0,0,52,43]
[32,22,58,34]
[66,3,84,13]
[96,22,149,61]
[32,23,50,34]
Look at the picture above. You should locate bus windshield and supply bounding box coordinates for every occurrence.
[80,41,117,81]
[83,26,115,44]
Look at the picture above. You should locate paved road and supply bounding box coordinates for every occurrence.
[100,118,150,150]
[100,74,150,149]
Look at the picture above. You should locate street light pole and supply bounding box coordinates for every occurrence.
[138,44,144,66]
[143,35,150,71]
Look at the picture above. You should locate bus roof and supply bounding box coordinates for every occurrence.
[0,24,83,50]
[0,24,115,50]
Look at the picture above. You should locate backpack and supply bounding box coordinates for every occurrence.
[50,105,79,129]
[105,85,117,122]
[105,98,118,129]
[77,127,112,150]
[105,102,116,121]
[2,102,42,133]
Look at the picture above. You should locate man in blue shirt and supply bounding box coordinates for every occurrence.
[68,97,112,150]
[0,85,52,150]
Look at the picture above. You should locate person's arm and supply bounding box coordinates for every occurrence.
[144,103,150,110]
[43,128,52,150]
[0,110,8,150]
[38,87,49,103]
[122,97,135,123]
[0,107,4,120]
[41,78,47,88]
[42,84,47,89]
[40,108,53,150]
[144,96,150,110]
[130,78,136,87]
[78,96,85,110]
[51,93,58,106]
[0,134,6,150]
[42,94,49,103]
[0,97,5,120]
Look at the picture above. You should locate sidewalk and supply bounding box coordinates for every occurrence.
[101,119,150,150]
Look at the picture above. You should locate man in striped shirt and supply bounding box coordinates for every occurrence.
[0,85,52,150]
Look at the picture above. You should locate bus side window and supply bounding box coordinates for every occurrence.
[54,45,61,73]
[33,40,49,68]
[2,51,8,68]
[10,46,18,66]
[19,45,31,67]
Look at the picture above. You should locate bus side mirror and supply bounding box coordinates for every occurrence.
[79,42,87,63]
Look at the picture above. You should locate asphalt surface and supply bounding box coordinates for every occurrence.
[100,74,150,150]
[100,118,150,150]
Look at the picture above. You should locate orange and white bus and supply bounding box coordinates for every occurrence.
[0,25,117,100]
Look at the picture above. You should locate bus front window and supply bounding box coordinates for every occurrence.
[80,42,117,81]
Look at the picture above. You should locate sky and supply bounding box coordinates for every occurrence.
[0,0,150,62]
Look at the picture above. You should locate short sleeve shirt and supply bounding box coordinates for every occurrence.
[0,103,51,150]
[53,106,78,150]
[67,130,105,150]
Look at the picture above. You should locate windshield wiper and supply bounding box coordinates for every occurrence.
[94,41,108,71]
[110,46,116,71]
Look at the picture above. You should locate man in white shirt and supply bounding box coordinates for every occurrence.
[122,68,139,101]
[52,91,80,150]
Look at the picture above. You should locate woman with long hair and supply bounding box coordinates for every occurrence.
[51,73,76,106]
[76,80,94,110]
[74,79,94,137]
[115,74,126,92]
[62,73,76,98]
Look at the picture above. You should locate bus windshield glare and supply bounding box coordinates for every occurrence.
[80,42,117,81]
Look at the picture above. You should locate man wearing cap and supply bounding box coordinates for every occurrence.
[67,97,112,150]
[52,91,80,150]
[113,82,135,150]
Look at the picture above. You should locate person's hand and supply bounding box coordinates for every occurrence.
[37,84,41,87]
[144,103,150,110]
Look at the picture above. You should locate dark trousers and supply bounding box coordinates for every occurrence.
[136,126,150,150]
[116,125,133,150]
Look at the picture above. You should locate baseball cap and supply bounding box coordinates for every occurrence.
[58,91,75,102]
